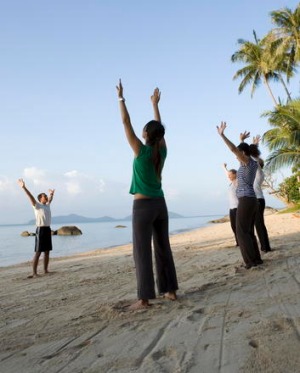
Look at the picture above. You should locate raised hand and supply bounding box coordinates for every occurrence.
[116,79,124,99]
[253,135,261,145]
[17,178,25,188]
[151,88,161,105]
[217,121,227,136]
[240,131,250,142]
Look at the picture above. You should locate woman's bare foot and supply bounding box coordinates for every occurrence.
[164,292,177,301]
[27,274,40,279]
[128,299,150,311]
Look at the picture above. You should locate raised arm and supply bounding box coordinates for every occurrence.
[223,163,229,177]
[151,88,161,122]
[48,189,55,204]
[217,122,249,164]
[18,179,37,206]
[151,87,166,148]
[116,79,142,156]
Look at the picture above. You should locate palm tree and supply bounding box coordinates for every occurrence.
[262,99,300,172]
[269,5,300,66]
[231,31,279,106]
[263,31,295,102]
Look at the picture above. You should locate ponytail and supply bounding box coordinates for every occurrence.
[152,140,163,180]
[144,120,165,180]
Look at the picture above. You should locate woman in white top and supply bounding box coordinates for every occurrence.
[223,163,239,246]
[252,155,272,252]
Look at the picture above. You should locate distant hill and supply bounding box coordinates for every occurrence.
[27,211,184,225]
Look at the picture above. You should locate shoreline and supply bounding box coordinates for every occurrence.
[1,212,299,372]
[0,216,220,268]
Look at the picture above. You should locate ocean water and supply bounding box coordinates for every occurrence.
[0,215,222,267]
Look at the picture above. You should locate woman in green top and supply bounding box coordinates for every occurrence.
[116,79,178,310]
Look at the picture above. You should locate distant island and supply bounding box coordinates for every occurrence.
[27,212,184,225]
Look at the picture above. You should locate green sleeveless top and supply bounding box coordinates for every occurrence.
[129,144,167,197]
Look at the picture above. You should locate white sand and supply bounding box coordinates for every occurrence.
[0,212,299,373]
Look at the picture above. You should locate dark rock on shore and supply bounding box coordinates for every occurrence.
[53,226,82,236]
[20,231,36,237]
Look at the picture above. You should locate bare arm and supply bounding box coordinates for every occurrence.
[48,189,55,204]
[223,163,229,177]
[151,88,161,122]
[151,87,166,148]
[17,179,37,206]
[217,122,249,164]
[116,79,142,156]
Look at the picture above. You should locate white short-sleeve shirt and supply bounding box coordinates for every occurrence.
[33,202,51,227]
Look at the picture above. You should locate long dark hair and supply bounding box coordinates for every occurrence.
[144,120,165,179]
[237,142,261,157]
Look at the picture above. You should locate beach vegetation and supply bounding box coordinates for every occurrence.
[278,169,300,203]
[232,3,300,207]
[262,100,300,172]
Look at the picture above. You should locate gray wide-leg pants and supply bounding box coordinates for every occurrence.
[236,197,262,267]
[132,198,178,300]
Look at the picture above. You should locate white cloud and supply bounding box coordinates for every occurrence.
[0,175,12,192]
[65,181,81,195]
[63,170,105,196]
[23,167,46,186]
[64,170,79,178]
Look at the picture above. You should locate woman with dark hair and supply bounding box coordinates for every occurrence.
[217,122,263,269]
[116,79,178,310]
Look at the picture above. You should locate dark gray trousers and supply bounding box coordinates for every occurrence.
[132,198,178,300]
[229,208,238,246]
[255,198,271,251]
[236,197,262,267]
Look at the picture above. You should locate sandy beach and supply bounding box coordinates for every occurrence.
[0,212,299,373]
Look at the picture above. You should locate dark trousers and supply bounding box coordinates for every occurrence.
[132,198,178,300]
[35,226,52,252]
[236,197,262,267]
[255,198,271,251]
[229,208,238,246]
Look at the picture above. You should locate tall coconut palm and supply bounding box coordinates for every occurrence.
[269,5,300,65]
[231,31,279,106]
[263,31,295,102]
[262,99,300,172]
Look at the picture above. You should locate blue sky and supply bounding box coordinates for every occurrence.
[0,0,298,224]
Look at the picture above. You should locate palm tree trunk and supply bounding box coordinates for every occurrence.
[263,75,278,106]
[278,74,292,102]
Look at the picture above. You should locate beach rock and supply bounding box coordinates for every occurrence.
[21,231,31,237]
[55,226,82,236]
[210,215,230,224]
[265,206,278,215]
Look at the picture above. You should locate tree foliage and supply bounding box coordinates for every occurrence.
[231,4,300,207]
